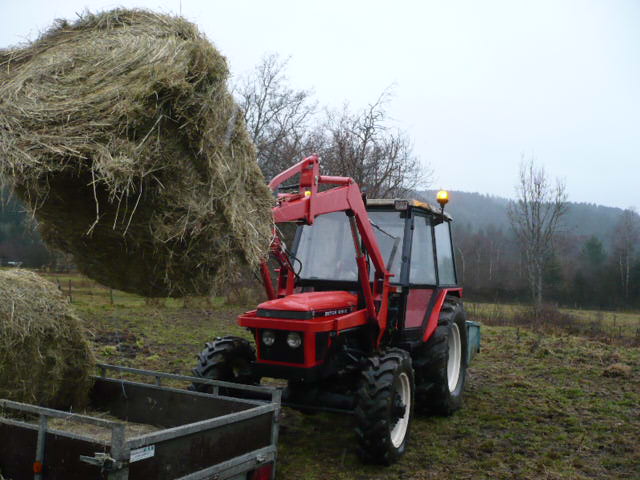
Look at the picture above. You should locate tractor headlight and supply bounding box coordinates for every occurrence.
[286,332,302,349]
[262,330,276,346]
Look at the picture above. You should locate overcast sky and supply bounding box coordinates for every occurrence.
[2,0,638,210]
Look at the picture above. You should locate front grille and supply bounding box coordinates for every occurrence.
[260,330,305,364]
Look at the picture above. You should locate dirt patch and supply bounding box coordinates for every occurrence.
[94,329,149,359]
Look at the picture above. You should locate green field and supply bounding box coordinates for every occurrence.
[33,272,640,479]
[466,301,640,342]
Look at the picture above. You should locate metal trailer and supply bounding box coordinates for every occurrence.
[0,364,281,480]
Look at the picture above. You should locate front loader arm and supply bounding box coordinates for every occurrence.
[263,155,393,347]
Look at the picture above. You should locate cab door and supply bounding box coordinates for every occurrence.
[403,213,437,331]
[402,212,460,342]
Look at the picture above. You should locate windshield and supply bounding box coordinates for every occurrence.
[295,210,405,282]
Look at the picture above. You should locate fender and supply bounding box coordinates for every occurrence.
[422,287,463,342]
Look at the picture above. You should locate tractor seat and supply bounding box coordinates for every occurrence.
[256,291,357,320]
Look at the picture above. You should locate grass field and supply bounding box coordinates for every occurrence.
[29,272,640,478]
[466,301,640,343]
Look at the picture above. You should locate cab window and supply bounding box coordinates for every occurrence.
[409,214,436,284]
[296,212,357,281]
[295,210,405,283]
[368,210,405,282]
[434,221,456,285]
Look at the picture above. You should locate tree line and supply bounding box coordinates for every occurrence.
[455,199,640,310]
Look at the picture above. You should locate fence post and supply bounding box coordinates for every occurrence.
[68,279,72,303]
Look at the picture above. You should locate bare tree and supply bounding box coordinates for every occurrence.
[312,93,429,197]
[238,56,428,196]
[508,157,567,309]
[236,53,316,180]
[613,207,640,301]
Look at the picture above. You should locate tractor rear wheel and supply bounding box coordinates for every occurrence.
[354,348,414,465]
[413,297,468,415]
[189,336,259,393]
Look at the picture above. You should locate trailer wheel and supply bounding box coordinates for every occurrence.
[413,296,468,415]
[189,336,259,393]
[354,348,414,465]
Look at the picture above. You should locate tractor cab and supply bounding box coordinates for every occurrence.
[291,198,459,341]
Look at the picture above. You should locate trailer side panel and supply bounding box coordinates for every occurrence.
[0,421,105,480]
[90,378,251,428]
[128,414,273,479]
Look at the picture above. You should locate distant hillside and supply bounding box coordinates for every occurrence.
[417,190,625,246]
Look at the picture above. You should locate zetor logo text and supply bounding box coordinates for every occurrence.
[317,308,351,317]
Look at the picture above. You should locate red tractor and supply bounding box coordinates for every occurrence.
[191,155,480,465]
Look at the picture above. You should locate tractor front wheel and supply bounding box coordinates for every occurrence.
[189,336,260,394]
[354,348,414,465]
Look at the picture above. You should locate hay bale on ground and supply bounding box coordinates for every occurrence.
[0,9,273,297]
[0,270,94,409]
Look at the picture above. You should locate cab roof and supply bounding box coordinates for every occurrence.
[366,198,453,221]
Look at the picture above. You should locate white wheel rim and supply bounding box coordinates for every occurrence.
[447,323,462,392]
[390,372,411,448]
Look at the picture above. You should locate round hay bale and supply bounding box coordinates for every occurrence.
[0,270,94,408]
[0,9,273,297]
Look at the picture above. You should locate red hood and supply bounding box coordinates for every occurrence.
[258,291,357,314]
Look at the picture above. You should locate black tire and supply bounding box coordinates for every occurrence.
[354,348,415,465]
[189,336,259,393]
[413,297,468,415]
